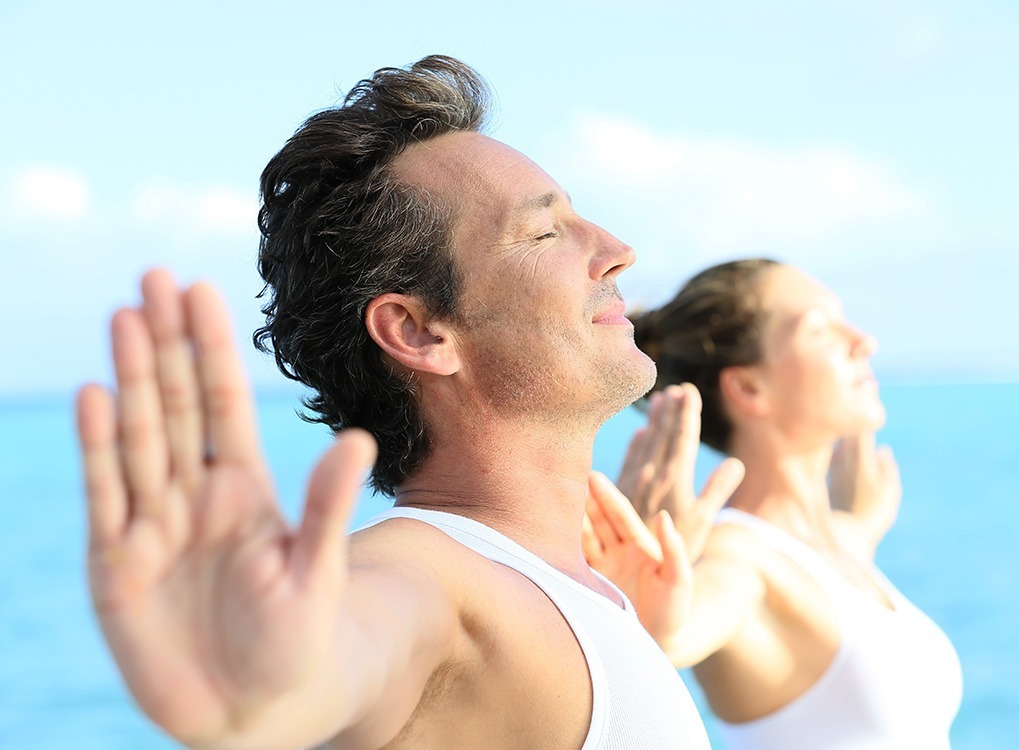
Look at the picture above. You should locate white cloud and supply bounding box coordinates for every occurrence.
[132,181,259,235]
[9,165,90,222]
[562,113,927,252]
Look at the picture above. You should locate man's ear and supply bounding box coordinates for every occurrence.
[365,293,460,376]
[719,365,770,418]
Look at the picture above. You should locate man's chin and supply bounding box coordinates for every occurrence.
[597,353,658,419]
[626,347,659,397]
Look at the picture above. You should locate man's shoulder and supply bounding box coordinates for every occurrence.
[347,516,502,606]
[346,514,579,633]
[345,514,595,748]
[349,515,476,571]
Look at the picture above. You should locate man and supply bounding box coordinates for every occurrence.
[76,55,740,749]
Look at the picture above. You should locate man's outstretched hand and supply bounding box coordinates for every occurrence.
[77,270,377,750]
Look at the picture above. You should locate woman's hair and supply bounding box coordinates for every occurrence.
[631,258,780,454]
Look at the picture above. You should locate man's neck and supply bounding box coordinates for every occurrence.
[394,413,601,585]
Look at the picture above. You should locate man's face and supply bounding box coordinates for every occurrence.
[392,131,655,427]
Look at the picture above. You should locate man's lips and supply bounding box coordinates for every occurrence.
[593,300,630,325]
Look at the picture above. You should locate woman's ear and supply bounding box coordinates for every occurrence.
[719,365,770,418]
[365,293,461,376]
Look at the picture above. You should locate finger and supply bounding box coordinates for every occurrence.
[628,390,682,518]
[628,384,696,521]
[838,432,866,465]
[639,392,668,463]
[829,443,849,482]
[670,383,702,499]
[636,462,657,519]
[653,510,691,587]
[617,427,648,496]
[112,308,170,518]
[856,431,877,469]
[581,513,604,566]
[699,457,745,516]
[590,472,661,558]
[292,429,378,585]
[141,269,204,495]
[830,437,846,467]
[77,384,128,549]
[638,384,691,518]
[877,445,901,490]
[619,393,663,497]
[586,474,623,547]
[186,282,263,469]
[641,389,676,475]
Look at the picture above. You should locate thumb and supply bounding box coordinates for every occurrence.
[653,510,692,587]
[699,457,745,515]
[877,444,898,476]
[292,428,378,585]
[877,445,902,496]
[581,513,604,567]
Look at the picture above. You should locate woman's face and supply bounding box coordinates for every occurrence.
[751,265,886,445]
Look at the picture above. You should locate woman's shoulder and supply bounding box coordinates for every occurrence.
[705,510,775,564]
[698,521,771,595]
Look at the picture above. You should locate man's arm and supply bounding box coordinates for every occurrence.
[78,270,457,750]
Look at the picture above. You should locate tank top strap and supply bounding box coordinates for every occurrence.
[357,506,711,749]
[358,507,633,614]
[715,507,861,604]
[357,506,626,749]
[712,507,962,749]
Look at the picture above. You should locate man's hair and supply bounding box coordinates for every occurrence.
[631,258,779,454]
[254,55,492,496]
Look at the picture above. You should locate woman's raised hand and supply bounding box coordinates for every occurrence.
[829,431,902,556]
[583,384,744,644]
[615,384,744,562]
[583,472,695,644]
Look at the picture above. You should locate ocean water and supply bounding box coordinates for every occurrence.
[1,383,1016,749]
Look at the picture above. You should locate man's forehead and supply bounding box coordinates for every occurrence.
[391,131,510,192]
[391,131,566,238]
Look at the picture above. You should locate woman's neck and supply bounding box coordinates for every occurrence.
[726,435,838,548]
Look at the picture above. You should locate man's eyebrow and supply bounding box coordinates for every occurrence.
[512,190,571,215]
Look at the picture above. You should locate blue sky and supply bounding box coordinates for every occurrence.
[2,0,1017,396]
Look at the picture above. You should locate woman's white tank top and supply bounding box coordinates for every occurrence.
[714,508,962,750]
[360,507,709,749]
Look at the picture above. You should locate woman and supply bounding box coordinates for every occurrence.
[583,259,962,748]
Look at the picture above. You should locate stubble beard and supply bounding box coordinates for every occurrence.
[465,316,657,432]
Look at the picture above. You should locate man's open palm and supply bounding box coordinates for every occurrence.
[77,270,376,749]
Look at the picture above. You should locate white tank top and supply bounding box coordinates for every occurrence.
[360,507,710,749]
[714,508,963,750]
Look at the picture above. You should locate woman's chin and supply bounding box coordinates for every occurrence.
[834,404,887,436]
[859,403,888,431]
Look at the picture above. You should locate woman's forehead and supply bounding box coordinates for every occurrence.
[759,265,840,314]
